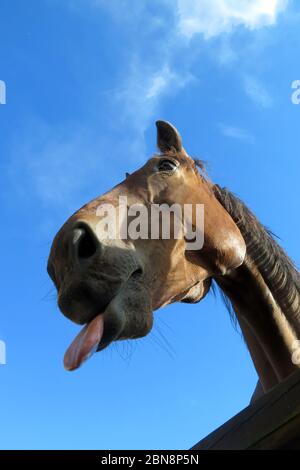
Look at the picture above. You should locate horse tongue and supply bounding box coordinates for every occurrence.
[64,314,104,371]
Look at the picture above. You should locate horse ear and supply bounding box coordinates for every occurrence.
[156,120,183,153]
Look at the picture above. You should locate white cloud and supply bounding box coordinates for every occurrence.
[114,61,193,159]
[107,0,286,151]
[219,123,255,143]
[146,74,170,100]
[10,0,288,214]
[244,76,273,108]
[177,0,289,39]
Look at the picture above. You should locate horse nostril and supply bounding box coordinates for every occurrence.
[72,224,99,261]
[132,267,143,278]
[78,231,97,259]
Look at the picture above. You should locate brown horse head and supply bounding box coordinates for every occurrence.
[47,121,246,370]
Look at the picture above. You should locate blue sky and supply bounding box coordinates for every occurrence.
[1,0,300,450]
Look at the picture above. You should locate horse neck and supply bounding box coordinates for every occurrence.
[213,185,300,392]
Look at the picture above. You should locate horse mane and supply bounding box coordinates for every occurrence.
[212,184,300,331]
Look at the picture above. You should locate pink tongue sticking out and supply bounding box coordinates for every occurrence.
[64,314,104,371]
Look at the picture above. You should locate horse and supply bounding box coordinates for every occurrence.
[47,120,300,402]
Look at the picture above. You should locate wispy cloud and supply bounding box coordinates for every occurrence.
[177,0,289,40]
[243,76,273,108]
[9,0,289,214]
[8,120,115,213]
[114,60,194,158]
[100,0,287,157]
[219,123,255,143]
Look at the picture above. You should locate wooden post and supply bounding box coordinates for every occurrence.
[192,369,300,450]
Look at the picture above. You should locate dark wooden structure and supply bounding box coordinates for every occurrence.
[192,370,300,450]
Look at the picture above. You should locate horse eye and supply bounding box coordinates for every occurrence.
[157,159,178,172]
